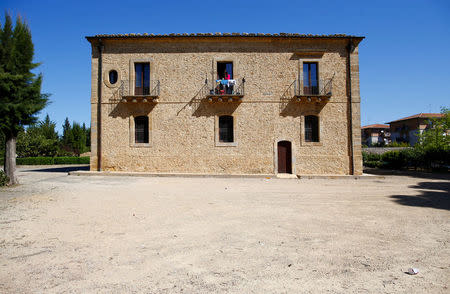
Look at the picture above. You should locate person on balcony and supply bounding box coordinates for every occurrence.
[223,71,234,94]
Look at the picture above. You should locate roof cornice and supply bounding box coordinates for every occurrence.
[86,32,365,44]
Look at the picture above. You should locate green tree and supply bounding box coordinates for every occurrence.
[62,117,72,146]
[16,114,58,157]
[82,123,91,151]
[71,122,87,156]
[40,114,58,141]
[0,13,48,184]
[16,124,58,157]
[418,107,450,149]
[0,132,4,160]
[85,125,91,150]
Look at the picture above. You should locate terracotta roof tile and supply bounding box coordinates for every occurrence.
[387,113,444,124]
[86,33,364,42]
[361,124,390,129]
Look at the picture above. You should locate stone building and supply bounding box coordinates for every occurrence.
[86,33,364,175]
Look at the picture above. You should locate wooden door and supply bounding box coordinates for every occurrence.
[277,141,292,174]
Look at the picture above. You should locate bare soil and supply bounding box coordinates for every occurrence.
[0,166,449,293]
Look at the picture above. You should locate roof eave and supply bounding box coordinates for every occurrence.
[85,34,365,44]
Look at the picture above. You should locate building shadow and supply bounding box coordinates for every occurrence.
[192,100,240,117]
[390,181,450,211]
[21,165,90,173]
[364,168,450,180]
[279,99,326,117]
[109,103,156,119]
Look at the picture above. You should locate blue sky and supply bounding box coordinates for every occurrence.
[2,0,449,133]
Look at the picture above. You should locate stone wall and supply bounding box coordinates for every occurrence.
[363,147,411,155]
[89,37,363,175]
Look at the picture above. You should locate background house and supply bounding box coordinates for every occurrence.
[361,124,390,146]
[388,113,444,145]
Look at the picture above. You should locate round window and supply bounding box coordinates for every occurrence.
[108,70,118,84]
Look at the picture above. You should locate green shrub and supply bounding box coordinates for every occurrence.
[364,161,384,168]
[17,157,54,165]
[401,148,425,170]
[0,170,8,186]
[53,156,89,164]
[387,141,410,147]
[381,151,407,169]
[16,156,90,165]
[362,151,383,168]
[78,156,90,164]
[423,146,450,169]
[56,149,75,157]
[362,152,382,162]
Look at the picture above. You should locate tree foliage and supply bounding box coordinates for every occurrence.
[417,107,450,150]
[0,13,48,137]
[59,117,90,156]
[13,114,91,158]
[16,114,59,157]
[0,13,48,184]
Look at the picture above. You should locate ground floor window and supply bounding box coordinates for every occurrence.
[135,116,149,143]
[219,115,234,143]
[305,115,319,142]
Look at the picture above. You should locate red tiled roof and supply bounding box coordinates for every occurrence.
[361,124,389,129]
[387,113,444,124]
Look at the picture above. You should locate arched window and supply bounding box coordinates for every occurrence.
[305,115,319,142]
[135,116,149,143]
[219,115,234,143]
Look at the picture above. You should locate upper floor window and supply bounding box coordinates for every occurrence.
[217,62,233,80]
[109,70,118,84]
[135,116,149,143]
[219,115,234,143]
[135,63,150,95]
[305,115,319,142]
[303,62,318,95]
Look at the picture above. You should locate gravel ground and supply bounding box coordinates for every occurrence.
[0,166,449,293]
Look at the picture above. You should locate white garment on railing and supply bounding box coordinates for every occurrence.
[216,79,236,86]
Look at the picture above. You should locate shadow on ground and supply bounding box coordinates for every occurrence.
[390,181,450,211]
[21,165,90,173]
[364,168,450,180]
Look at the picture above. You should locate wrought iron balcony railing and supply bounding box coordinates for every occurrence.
[119,80,160,102]
[206,78,245,100]
[294,78,332,97]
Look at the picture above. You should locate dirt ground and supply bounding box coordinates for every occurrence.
[0,166,449,293]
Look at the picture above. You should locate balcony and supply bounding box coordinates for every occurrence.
[205,78,245,102]
[119,80,160,103]
[293,78,332,102]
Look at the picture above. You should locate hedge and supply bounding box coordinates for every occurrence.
[8,156,90,165]
[363,147,449,171]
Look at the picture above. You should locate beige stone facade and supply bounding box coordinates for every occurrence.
[86,33,364,175]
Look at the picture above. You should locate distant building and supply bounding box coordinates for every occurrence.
[361,124,390,146]
[388,113,444,145]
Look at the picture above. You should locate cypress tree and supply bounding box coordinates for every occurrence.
[71,122,86,156]
[62,117,73,150]
[39,114,58,140]
[0,13,48,184]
